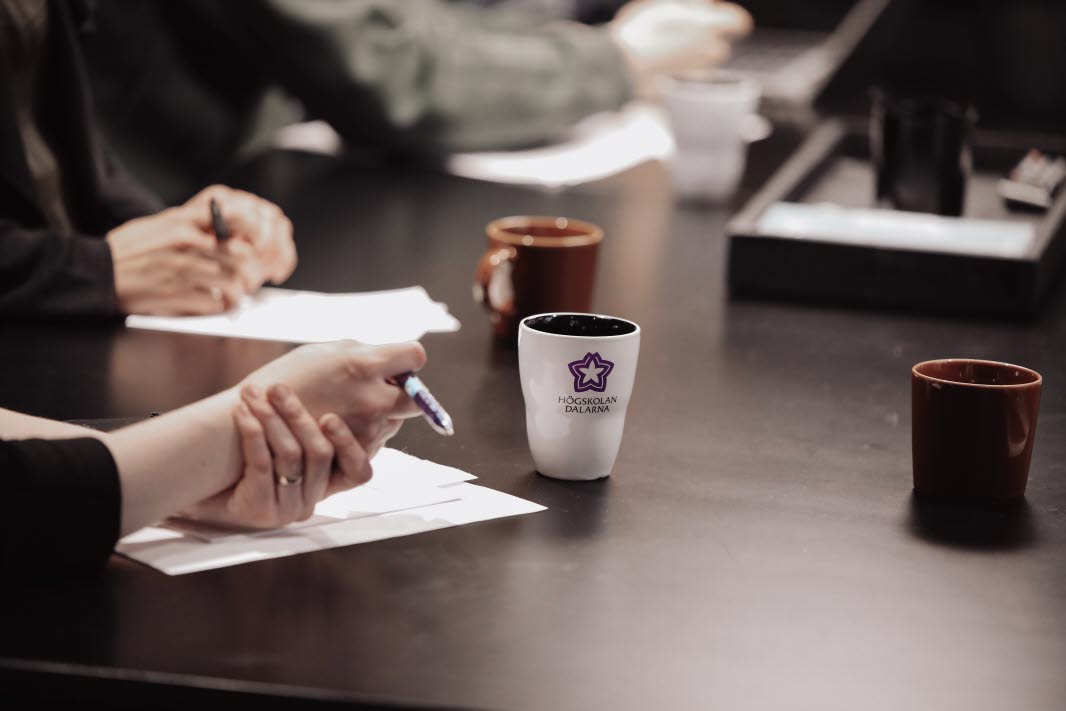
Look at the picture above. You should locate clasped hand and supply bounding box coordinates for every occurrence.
[182,341,426,529]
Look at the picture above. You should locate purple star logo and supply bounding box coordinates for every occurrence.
[567,352,615,393]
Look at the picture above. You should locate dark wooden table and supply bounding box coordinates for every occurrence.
[2,138,1065,710]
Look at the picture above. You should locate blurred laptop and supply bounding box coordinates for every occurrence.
[721,0,889,116]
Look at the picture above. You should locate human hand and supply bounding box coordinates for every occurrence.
[184,184,297,288]
[107,207,247,315]
[183,386,370,528]
[241,340,426,459]
[610,0,752,97]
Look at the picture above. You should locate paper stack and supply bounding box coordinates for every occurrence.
[117,448,545,575]
[126,286,460,345]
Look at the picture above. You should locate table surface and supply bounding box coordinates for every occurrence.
[1,135,1065,711]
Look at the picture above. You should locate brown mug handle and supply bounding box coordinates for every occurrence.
[473,246,517,317]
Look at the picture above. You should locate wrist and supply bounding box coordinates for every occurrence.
[110,389,244,534]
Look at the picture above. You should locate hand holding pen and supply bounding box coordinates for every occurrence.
[215,197,453,437]
[200,187,297,287]
[208,197,271,306]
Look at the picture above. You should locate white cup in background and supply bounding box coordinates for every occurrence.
[659,70,765,204]
[518,313,641,480]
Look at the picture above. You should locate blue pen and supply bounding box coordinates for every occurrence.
[391,372,454,436]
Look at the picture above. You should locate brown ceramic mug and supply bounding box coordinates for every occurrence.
[912,359,1042,500]
[474,216,603,340]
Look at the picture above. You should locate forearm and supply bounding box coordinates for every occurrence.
[0,409,106,440]
[107,389,243,535]
[416,20,635,151]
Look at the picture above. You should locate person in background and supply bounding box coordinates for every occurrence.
[82,0,751,201]
[2,339,426,582]
[0,0,297,318]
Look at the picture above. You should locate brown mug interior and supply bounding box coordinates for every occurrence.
[500,225,588,238]
[913,359,1041,388]
[487,216,602,248]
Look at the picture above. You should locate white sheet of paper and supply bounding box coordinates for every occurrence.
[446,103,674,188]
[367,448,476,489]
[125,286,460,344]
[117,484,546,576]
[165,484,462,543]
[157,448,476,542]
[269,108,673,188]
[757,201,1036,259]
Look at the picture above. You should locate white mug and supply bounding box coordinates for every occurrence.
[518,313,641,480]
[659,70,764,203]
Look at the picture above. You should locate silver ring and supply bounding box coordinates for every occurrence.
[277,473,304,487]
[209,286,223,301]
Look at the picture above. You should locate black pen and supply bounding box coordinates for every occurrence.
[390,372,454,436]
[210,197,230,241]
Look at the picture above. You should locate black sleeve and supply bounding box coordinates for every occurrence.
[0,437,122,581]
[0,219,117,318]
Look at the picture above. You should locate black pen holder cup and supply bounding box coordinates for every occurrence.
[870,92,977,216]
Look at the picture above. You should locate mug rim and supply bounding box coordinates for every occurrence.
[520,312,641,340]
[657,69,760,102]
[912,358,1042,389]
[487,216,603,248]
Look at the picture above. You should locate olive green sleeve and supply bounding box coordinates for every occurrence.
[238,0,635,152]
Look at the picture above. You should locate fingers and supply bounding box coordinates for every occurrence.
[241,384,305,523]
[711,2,753,38]
[166,221,222,253]
[176,291,229,316]
[271,214,297,283]
[267,384,334,521]
[321,413,372,496]
[348,341,427,379]
[134,290,227,316]
[649,40,731,76]
[611,0,750,81]
[232,402,279,526]
[174,196,263,242]
[381,417,403,442]
[181,185,297,284]
[141,253,241,312]
[168,253,245,306]
[179,187,275,243]
[367,418,404,458]
[106,211,218,260]
[222,239,268,293]
[383,384,426,419]
[346,413,406,459]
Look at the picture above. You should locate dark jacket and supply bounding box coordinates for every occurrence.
[0,0,161,319]
[1,436,120,581]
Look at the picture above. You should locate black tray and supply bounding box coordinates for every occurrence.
[727,120,1066,318]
